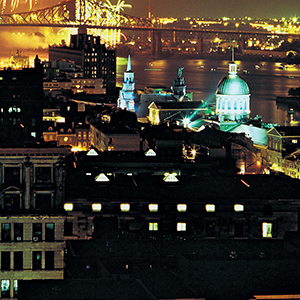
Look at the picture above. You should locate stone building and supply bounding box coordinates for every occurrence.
[0,146,70,298]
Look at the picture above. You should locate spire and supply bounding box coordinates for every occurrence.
[229,46,237,75]
[126,55,131,72]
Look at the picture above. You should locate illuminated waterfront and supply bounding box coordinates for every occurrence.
[117,56,300,125]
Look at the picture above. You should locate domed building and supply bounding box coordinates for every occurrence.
[215,60,250,122]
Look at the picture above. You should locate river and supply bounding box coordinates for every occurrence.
[116,56,300,126]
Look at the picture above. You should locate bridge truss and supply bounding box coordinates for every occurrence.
[0,0,151,27]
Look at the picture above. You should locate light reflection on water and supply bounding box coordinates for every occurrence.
[117,56,300,126]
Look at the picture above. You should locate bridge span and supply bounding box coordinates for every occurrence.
[0,0,299,56]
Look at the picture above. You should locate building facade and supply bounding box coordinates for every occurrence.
[0,147,70,299]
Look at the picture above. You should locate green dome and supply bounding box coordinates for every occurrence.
[216,74,250,95]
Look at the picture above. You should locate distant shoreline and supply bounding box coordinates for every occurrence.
[124,51,287,63]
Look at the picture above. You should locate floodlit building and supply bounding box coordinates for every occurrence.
[261,126,300,178]
[215,59,250,121]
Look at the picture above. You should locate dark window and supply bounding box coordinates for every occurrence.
[4,194,20,210]
[36,193,52,210]
[32,251,42,270]
[4,167,20,185]
[1,252,10,270]
[14,252,23,270]
[264,204,273,216]
[45,223,54,241]
[64,221,73,236]
[32,223,42,241]
[234,223,244,237]
[1,224,11,241]
[14,223,23,241]
[45,251,54,270]
[35,167,51,184]
[206,221,215,237]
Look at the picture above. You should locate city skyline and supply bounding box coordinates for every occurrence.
[2,0,300,19]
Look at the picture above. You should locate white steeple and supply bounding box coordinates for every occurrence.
[126,55,132,71]
[117,55,136,112]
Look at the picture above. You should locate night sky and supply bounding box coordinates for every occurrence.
[6,0,300,19]
[126,0,300,19]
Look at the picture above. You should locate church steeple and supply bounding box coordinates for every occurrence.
[117,55,136,112]
[126,55,132,72]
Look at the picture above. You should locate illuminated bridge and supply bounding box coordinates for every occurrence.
[0,0,298,55]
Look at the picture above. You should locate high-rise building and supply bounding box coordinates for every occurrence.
[49,28,116,94]
[0,56,44,147]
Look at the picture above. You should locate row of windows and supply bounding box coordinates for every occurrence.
[1,223,54,242]
[64,203,245,213]
[1,193,53,211]
[2,166,52,184]
[1,280,18,298]
[1,251,55,271]
[219,100,248,111]
[148,221,273,237]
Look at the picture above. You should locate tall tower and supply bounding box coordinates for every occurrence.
[171,67,187,101]
[117,55,136,112]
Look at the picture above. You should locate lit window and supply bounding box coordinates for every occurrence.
[177,222,186,231]
[292,139,298,144]
[149,222,158,231]
[64,203,73,211]
[95,173,109,182]
[177,204,187,212]
[145,149,156,156]
[262,222,272,238]
[92,203,102,212]
[234,204,244,212]
[163,172,179,182]
[87,149,98,156]
[1,280,10,298]
[148,204,158,212]
[120,203,130,212]
[8,105,21,113]
[206,204,215,212]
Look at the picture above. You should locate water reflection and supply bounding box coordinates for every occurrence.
[117,56,300,126]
